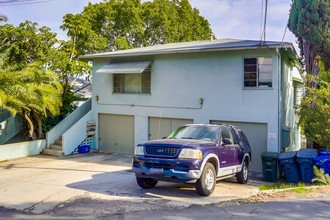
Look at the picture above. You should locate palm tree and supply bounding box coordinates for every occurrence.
[0,63,62,139]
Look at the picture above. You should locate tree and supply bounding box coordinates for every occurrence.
[67,0,213,53]
[319,61,330,82]
[0,21,81,137]
[0,63,62,139]
[141,0,211,45]
[0,14,7,22]
[288,0,330,84]
[0,21,57,70]
[61,13,107,59]
[299,76,330,149]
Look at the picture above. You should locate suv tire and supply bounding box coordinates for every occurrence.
[136,177,158,189]
[195,162,216,196]
[236,160,249,184]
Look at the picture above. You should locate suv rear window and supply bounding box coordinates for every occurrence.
[237,130,250,148]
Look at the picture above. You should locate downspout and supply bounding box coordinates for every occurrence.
[276,48,282,153]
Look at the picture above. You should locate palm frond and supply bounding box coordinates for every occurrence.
[312,166,330,185]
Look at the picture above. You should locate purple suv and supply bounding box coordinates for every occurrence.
[132,124,252,196]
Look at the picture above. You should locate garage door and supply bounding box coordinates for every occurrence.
[211,120,267,172]
[99,114,134,154]
[149,117,193,140]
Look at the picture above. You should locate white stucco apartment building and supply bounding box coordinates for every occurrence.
[81,39,303,172]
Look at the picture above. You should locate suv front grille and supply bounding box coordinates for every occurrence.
[145,146,179,157]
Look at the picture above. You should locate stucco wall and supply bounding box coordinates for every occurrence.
[91,49,285,152]
[0,139,46,161]
[0,114,23,144]
[281,53,301,151]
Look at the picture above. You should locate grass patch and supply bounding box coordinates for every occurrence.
[259,182,308,191]
[290,187,311,194]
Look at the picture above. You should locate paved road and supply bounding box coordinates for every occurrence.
[118,197,330,220]
[0,153,260,214]
[3,153,328,219]
[1,196,329,219]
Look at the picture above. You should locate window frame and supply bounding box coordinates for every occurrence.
[220,126,234,145]
[243,57,273,88]
[113,67,151,94]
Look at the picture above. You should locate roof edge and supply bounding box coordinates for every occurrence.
[80,43,295,60]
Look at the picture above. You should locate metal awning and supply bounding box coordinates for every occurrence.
[96,61,151,74]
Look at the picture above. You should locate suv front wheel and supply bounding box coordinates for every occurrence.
[136,177,158,189]
[195,162,216,196]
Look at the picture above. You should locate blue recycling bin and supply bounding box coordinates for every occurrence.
[314,155,330,175]
[296,149,318,183]
[78,145,91,154]
[318,149,329,156]
[278,151,300,183]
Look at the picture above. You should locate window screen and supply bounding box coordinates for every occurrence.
[113,71,151,94]
[244,57,272,87]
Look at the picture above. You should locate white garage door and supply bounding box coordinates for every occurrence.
[99,114,134,154]
[211,120,267,172]
[149,117,193,140]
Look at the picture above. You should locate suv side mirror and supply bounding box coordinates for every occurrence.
[222,138,233,145]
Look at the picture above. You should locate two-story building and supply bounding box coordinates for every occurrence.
[80,39,303,172]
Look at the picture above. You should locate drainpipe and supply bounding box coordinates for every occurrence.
[276,47,282,153]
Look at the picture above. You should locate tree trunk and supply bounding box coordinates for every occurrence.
[302,39,319,87]
[73,82,91,94]
[23,110,37,140]
[32,110,44,139]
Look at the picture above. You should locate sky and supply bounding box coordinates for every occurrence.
[1,0,296,44]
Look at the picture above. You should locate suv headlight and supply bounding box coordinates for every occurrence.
[179,148,202,159]
[134,146,144,155]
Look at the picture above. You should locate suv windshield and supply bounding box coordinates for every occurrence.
[167,126,220,142]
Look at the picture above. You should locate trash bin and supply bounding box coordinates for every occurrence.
[318,149,329,156]
[261,152,279,182]
[78,145,91,154]
[296,149,318,183]
[314,155,330,175]
[278,151,300,183]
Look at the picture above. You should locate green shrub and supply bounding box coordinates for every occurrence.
[312,166,330,185]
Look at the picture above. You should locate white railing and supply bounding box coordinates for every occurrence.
[62,110,94,155]
[46,99,92,148]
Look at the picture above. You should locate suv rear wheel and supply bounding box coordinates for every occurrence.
[195,162,216,196]
[136,177,158,189]
[236,160,249,184]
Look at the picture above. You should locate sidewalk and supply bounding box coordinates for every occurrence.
[0,153,263,214]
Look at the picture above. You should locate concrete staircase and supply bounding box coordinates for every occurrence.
[44,99,92,157]
[42,137,64,157]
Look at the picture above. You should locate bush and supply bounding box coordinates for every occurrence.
[298,76,330,150]
[312,166,330,185]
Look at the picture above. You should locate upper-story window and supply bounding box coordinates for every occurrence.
[92,61,150,94]
[113,70,151,94]
[244,57,272,87]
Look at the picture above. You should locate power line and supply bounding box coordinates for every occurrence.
[259,0,264,41]
[280,25,288,48]
[0,0,58,6]
[260,0,268,44]
[263,0,268,42]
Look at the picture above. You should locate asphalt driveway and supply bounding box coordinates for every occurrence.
[0,153,262,215]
